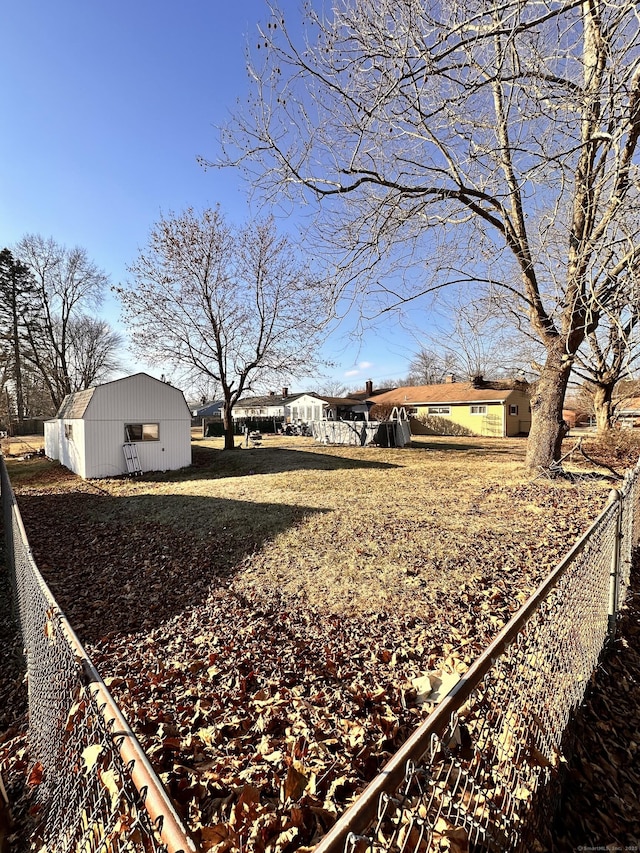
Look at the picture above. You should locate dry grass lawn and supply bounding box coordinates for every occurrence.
[8,432,616,620]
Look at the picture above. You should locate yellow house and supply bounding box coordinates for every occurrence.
[370,378,531,437]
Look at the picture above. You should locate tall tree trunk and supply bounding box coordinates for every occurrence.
[525,346,572,471]
[11,294,24,425]
[222,400,235,450]
[592,384,614,433]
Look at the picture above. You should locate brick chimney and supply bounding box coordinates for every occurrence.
[365,379,373,395]
[282,387,289,397]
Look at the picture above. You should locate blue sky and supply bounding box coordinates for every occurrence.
[0,0,417,393]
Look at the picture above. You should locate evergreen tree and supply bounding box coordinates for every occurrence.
[0,248,38,425]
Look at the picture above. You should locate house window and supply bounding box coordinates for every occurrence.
[470,405,487,415]
[509,404,519,416]
[64,423,73,440]
[427,406,451,415]
[125,423,159,442]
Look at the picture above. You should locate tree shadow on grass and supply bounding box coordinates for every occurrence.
[16,490,325,645]
[166,444,401,481]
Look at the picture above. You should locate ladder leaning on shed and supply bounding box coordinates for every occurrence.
[123,442,143,475]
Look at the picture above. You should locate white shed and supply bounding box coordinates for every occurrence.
[44,373,192,479]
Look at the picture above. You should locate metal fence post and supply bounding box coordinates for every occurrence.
[608,488,623,639]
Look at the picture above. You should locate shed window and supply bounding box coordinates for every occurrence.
[509,404,519,416]
[470,405,487,415]
[427,406,451,415]
[64,423,73,440]
[125,423,159,442]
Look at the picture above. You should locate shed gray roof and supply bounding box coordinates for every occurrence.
[56,388,96,419]
[54,372,193,421]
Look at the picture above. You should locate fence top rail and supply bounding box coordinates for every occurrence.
[0,455,198,853]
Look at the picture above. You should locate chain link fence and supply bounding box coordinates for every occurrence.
[313,461,640,853]
[1,457,196,853]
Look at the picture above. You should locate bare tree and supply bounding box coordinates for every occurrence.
[405,298,536,383]
[214,0,640,470]
[20,368,57,418]
[187,376,223,410]
[117,207,330,449]
[406,348,459,385]
[314,379,349,397]
[65,316,124,391]
[446,301,539,380]
[16,235,111,409]
[573,298,640,432]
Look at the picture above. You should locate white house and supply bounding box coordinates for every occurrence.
[44,373,192,479]
[230,382,392,427]
[231,389,298,420]
[288,393,370,422]
[616,396,640,428]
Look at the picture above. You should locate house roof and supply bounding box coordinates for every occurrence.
[192,400,224,417]
[348,386,395,400]
[234,391,370,411]
[288,392,367,407]
[234,388,393,411]
[316,395,367,407]
[370,381,522,406]
[234,393,304,409]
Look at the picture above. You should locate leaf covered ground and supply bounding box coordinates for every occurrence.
[1,433,639,850]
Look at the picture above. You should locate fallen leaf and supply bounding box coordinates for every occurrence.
[27,762,44,788]
[81,744,104,773]
[283,766,308,802]
[99,767,120,807]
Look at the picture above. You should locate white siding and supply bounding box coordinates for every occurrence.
[84,374,191,422]
[83,418,190,478]
[44,420,59,460]
[58,419,87,477]
[290,394,325,421]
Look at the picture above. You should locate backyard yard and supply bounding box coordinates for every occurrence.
[1,432,639,850]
